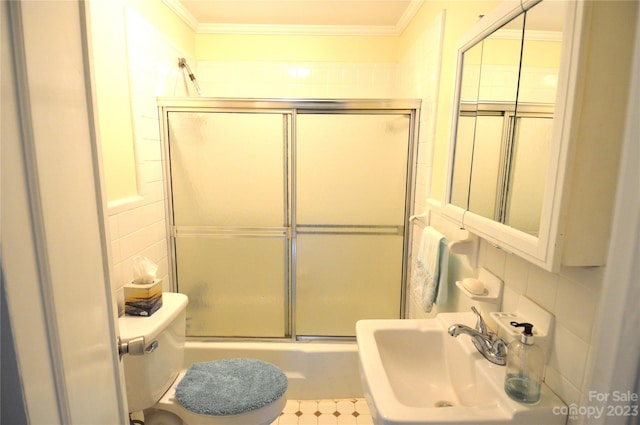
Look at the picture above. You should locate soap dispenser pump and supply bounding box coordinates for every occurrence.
[504,322,544,404]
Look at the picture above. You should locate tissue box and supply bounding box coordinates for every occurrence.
[124,279,162,316]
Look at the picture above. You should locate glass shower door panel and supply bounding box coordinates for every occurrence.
[296,114,410,225]
[296,234,403,337]
[168,112,285,227]
[175,237,286,337]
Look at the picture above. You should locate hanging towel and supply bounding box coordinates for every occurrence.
[411,226,447,312]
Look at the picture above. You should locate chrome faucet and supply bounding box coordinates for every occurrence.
[448,307,508,366]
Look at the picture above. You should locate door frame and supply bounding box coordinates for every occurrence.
[1,1,128,423]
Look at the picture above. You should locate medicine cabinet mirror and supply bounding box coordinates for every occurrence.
[443,0,577,271]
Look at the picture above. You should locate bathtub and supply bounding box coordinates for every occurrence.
[184,341,364,400]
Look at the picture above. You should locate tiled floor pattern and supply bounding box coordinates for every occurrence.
[271,399,373,425]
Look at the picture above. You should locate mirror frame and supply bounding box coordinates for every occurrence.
[439,0,584,272]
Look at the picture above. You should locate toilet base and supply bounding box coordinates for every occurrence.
[143,408,183,425]
[151,371,286,425]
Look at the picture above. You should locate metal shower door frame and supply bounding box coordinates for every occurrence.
[158,98,421,341]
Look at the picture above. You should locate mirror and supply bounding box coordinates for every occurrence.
[468,13,523,222]
[448,0,564,236]
[449,41,482,209]
[503,2,563,234]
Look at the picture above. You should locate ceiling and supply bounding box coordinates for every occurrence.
[164,0,425,35]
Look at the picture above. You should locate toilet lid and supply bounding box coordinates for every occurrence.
[175,358,288,416]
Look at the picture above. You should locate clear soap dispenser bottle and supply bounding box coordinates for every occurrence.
[504,322,544,404]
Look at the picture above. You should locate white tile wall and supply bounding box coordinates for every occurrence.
[399,11,445,219]
[476,241,604,417]
[197,61,399,99]
[107,7,193,298]
[401,11,446,321]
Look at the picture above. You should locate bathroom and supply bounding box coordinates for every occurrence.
[2,0,639,424]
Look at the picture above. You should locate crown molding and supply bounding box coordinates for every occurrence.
[196,23,398,36]
[396,0,424,33]
[162,0,424,36]
[162,0,199,31]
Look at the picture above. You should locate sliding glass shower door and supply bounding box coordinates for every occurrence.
[168,111,289,337]
[161,99,418,339]
[295,113,409,336]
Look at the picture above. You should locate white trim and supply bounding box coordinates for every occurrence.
[78,2,130,419]
[5,3,71,422]
[196,22,401,36]
[107,195,146,215]
[396,0,425,34]
[161,0,199,31]
[162,0,424,36]
[4,1,128,422]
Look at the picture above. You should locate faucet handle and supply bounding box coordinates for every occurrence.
[471,306,489,335]
[490,338,508,363]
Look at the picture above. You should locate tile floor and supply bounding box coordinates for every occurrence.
[272,399,373,425]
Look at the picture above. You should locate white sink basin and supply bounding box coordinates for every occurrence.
[356,312,567,425]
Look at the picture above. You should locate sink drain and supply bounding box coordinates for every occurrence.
[434,400,454,408]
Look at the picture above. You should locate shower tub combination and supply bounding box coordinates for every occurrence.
[158,97,421,401]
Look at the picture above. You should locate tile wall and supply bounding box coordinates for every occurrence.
[398,11,445,215]
[196,61,398,99]
[107,7,193,299]
[477,242,602,417]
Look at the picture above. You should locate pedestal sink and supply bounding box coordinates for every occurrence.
[356,312,567,425]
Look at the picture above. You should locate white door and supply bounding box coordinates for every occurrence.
[1,1,128,423]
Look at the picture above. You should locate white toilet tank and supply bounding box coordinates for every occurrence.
[119,292,189,412]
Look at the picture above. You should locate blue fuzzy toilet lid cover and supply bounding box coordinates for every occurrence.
[175,358,288,416]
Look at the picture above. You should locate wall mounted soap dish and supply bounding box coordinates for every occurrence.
[455,267,503,306]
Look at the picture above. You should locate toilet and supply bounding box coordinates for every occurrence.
[119,292,287,425]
